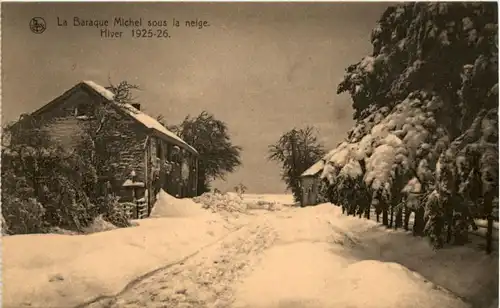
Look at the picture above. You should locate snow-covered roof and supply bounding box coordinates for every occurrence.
[121,103,197,154]
[300,148,340,177]
[301,160,325,177]
[82,81,198,155]
[83,80,115,101]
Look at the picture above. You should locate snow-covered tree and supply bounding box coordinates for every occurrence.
[268,126,326,202]
[169,111,243,196]
[321,2,498,251]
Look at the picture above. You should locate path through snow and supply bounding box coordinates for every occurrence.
[82,201,495,308]
[4,195,497,308]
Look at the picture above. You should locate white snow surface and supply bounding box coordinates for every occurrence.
[150,190,209,218]
[3,193,229,308]
[233,203,495,308]
[3,197,496,308]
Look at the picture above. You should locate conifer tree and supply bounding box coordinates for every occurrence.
[320,2,498,251]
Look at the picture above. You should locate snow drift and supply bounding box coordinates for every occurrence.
[150,190,209,218]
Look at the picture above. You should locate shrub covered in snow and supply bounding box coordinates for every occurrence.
[1,143,96,234]
[193,192,282,213]
[83,215,118,234]
[321,2,498,251]
[101,196,132,228]
[1,116,131,234]
[1,196,45,235]
[194,192,248,213]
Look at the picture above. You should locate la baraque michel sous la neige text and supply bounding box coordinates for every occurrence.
[57,17,210,38]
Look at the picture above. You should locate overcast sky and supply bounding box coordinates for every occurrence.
[2,2,390,193]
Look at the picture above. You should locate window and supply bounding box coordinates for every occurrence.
[74,103,92,119]
[156,139,163,159]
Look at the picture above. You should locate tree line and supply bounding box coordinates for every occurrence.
[268,2,498,253]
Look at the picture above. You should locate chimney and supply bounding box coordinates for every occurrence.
[131,103,141,110]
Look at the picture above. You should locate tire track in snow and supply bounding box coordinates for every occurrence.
[75,222,249,308]
[82,217,277,308]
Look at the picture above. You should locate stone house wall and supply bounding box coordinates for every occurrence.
[13,83,199,214]
[30,87,149,199]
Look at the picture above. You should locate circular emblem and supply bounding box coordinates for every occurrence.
[29,17,46,34]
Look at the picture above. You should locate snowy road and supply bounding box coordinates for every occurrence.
[84,214,277,308]
[80,202,495,308]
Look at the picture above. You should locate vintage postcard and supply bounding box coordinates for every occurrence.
[1,2,498,308]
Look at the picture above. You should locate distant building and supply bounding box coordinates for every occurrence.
[299,159,325,207]
[10,81,198,217]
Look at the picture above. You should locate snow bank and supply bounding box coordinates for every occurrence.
[235,204,473,308]
[333,260,469,308]
[319,205,497,308]
[3,213,229,308]
[150,190,209,218]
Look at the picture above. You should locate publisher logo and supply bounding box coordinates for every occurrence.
[29,17,46,34]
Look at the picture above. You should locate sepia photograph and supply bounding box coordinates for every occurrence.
[1,1,498,308]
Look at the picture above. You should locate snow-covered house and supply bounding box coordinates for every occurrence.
[300,159,325,206]
[12,81,199,217]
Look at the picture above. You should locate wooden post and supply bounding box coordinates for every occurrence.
[131,170,140,219]
[389,204,394,228]
[395,208,403,229]
[131,170,137,201]
[404,206,411,231]
[413,207,425,236]
[291,130,299,203]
